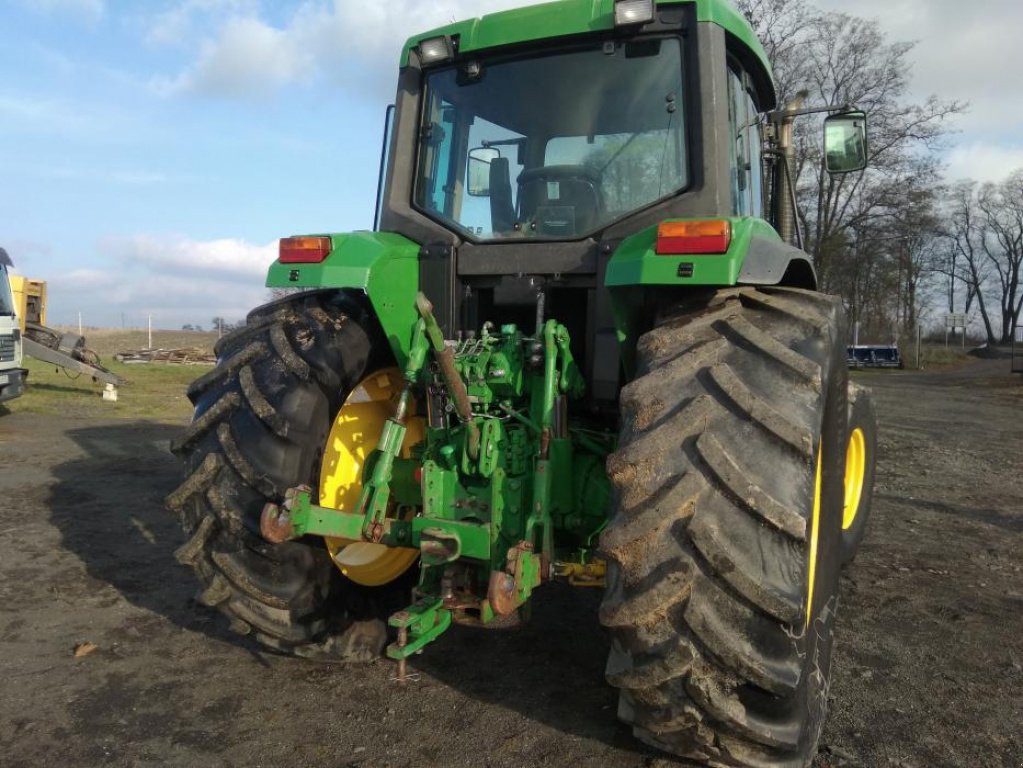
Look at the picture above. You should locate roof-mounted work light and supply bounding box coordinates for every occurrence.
[418,35,454,65]
[614,0,655,26]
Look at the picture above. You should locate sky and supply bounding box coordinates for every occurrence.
[2,0,1021,329]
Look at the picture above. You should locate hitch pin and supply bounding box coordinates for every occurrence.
[396,627,408,683]
[390,626,419,684]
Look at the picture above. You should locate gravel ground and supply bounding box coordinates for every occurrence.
[0,358,1020,768]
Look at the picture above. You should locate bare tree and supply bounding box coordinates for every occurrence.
[941,181,998,343]
[793,13,962,287]
[734,0,816,104]
[736,0,964,342]
[975,172,1023,342]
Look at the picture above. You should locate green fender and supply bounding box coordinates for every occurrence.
[605,216,816,379]
[265,231,420,367]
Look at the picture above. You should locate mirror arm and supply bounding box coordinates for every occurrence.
[767,102,855,124]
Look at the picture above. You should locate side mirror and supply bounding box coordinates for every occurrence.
[467,147,500,196]
[824,111,868,174]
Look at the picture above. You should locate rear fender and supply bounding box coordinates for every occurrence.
[265,231,421,367]
[605,216,817,380]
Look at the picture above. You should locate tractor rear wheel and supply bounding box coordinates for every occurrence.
[600,286,847,767]
[840,382,876,564]
[166,290,410,660]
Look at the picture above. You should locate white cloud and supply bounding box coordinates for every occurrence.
[17,0,103,21]
[47,268,115,292]
[156,16,317,98]
[147,0,256,46]
[46,269,268,328]
[39,235,278,328]
[100,233,276,279]
[944,143,1023,184]
[156,0,542,99]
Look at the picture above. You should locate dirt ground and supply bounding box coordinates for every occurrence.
[0,358,1020,768]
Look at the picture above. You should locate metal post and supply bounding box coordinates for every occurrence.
[148,314,152,349]
[916,323,921,370]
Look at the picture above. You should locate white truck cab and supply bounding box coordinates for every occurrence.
[0,248,27,404]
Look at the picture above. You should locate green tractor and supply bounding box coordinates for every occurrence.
[168,0,877,764]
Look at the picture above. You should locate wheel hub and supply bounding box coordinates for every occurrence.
[843,427,866,531]
[319,368,423,587]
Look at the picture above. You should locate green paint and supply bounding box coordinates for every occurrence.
[401,0,771,85]
[605,216,782,287]
[606,217,782,379]
[277,306,612,659]
[287,490,493,560]
[386,598,452,660]
[265,231,420,366]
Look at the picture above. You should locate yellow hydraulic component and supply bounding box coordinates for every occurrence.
[843,427,866,531]
[319,368,424,587]
[806,449,822,628]
[553,558,607,587]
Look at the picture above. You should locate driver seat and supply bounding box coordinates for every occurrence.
[489,157,517,233]
[517,166,602,237]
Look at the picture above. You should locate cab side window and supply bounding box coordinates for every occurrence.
[726,63,764,218]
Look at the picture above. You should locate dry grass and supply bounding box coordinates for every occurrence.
[916,344,972,370]
[2,328,218,422]
[54,328,221,357]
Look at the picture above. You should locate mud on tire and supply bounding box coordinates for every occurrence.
[166,290,403,661]
[599,287,848,767]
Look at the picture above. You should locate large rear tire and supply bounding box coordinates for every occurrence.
[166,291,407,661]
[600,287,847,767]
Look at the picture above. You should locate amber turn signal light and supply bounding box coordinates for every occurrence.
[655,219,732,255]
[279,236,332,264]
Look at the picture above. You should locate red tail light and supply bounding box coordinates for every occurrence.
[656,220,732,255]
[279,236,332,263]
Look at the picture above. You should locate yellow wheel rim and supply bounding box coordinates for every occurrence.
[806,449,822,627]
[843,427,866,531]
[319,368,423,587]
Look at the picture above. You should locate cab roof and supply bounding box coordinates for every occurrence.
[401,0,774,107]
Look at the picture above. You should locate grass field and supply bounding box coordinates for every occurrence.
[4,329,220,422]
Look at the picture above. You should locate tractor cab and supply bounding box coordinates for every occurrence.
[414,36,687,242]
[382,0,779,258]
[367,0,788,406]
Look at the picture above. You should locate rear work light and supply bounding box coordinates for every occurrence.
[614,0,655,26]
[279,236,332,264]
[418,35,454,65]
[656,219,732,255]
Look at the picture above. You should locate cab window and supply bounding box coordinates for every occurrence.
[727,63,764,218]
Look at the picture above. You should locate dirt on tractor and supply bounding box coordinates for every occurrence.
[0,357,1020,768]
